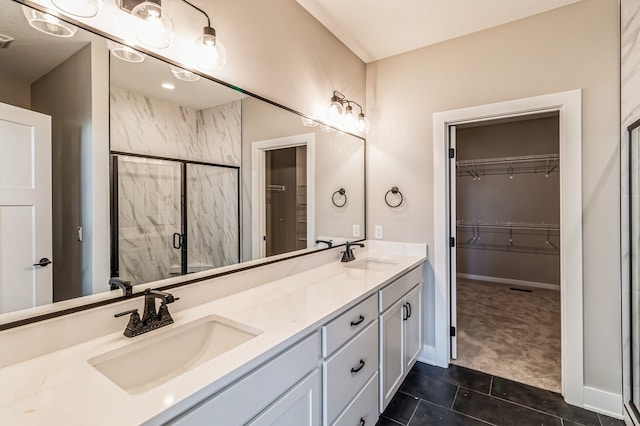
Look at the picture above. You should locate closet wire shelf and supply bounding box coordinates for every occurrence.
[456,153,559,179]
[456,221,560,255]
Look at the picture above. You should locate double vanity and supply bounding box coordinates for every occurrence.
[0,242,426,425]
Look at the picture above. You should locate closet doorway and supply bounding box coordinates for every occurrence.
[450,113,561,392]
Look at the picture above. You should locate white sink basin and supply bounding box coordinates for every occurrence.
[89,315,263,394]
[344,258,398,271]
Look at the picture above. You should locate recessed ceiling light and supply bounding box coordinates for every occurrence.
[161,82,175,90]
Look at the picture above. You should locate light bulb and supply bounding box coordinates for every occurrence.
[51,0,103,18]
[192,27,227,72]
[131,1,174,49]
[22,6,77,38]
[343,104,358,132]
[357,113,370,133]
[107,40,145,63]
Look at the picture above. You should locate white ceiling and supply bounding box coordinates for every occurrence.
[296,0,582,63]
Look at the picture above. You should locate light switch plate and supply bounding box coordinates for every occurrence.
[352,224,360,237]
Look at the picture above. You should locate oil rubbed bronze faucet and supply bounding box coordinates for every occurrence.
[341,242,365,262]
[114,289,179,337]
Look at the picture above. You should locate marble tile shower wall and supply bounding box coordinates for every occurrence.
[110,87,242,284]
[118,159,182,284]
[187,165,239,271]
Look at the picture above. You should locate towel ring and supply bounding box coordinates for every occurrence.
[332,188,347,207]
[385,186,404,208]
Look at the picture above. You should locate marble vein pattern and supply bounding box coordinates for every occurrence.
[110,87,241,166]
[187,164,240,271]
[117,158,182,284]
[452,278,561,392]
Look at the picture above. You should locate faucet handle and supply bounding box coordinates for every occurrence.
[114,309,143,338]
[114,308,138,318]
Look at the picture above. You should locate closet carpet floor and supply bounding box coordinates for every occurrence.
[451,278,561,392]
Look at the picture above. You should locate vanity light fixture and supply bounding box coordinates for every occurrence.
[328,90,369,134]
[171,66,200,82]
[51,0,103,18]
[22,6,78,38]
[117,0,175,49]
[107,40,145,62]
[181,0,227,72]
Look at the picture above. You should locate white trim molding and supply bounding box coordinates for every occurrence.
[251,133,316,260]
[584,386,624,419]
[432,90,583,406]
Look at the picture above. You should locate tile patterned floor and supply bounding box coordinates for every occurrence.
[377,362,625,426]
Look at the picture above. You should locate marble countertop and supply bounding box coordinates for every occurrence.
[0,249,425,425]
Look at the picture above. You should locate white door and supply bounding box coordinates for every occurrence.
[379,297,405,411]
[404,285,423,370]
[449,125,458,359]
[0,102,52,314]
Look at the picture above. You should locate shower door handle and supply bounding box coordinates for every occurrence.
[173,233,183,249]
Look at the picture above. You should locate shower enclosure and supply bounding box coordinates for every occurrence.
[630,119,640,417]
[110,153,240,285]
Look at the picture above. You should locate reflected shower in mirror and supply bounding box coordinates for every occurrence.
[0,0,365,326]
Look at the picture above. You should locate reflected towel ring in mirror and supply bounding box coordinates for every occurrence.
[385,186,404,208]
[332,188,347,207]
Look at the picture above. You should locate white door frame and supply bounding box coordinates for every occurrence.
[432,90,583,406]
[251,133,315,259]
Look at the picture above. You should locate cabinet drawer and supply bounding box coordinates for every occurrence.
[323,320,378,425]
[379,266,422,313]
[322,294,377,357]
[168,332,320,426]
[332,371,379,426]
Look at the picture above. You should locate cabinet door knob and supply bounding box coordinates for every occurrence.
[350,315,365,327]
[351,359,366,373]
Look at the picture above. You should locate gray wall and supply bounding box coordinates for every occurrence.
[31,44,103,301]
[366,0,620,395]
[456,116,560,285]
[0,77,29,109]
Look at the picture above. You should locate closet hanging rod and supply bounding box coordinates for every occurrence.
[456,153,559,167]
[456,221,559,231]
[457,242,559,255]
[266,184,286,192]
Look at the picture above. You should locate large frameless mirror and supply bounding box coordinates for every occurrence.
[0,0,365,327]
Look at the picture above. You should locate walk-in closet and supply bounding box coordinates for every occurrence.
[452,112,561,392]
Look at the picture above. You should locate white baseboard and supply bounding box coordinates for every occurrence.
[583,386,624,419]
[417,345,437,365]
[456,273,560,291]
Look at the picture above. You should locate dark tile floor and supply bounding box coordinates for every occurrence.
[377,362,626,426]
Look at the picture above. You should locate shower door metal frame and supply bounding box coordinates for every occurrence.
[109,151,241,280]
[628,118,640,420]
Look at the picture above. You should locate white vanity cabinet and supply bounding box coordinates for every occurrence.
[167,332,321,426]
[378,266,423,412]
[322,294,380,426]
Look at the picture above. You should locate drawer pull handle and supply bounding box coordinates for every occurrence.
[351,359,366,373]
[360,418,366,426]
[350,315,365,327]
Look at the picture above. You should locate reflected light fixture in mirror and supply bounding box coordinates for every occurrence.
[129,0,175,49]
[22,6,77,37]
[51,0,103,18]
[181,0,227,72]
[171,65,200,81]
[107,39,146,62]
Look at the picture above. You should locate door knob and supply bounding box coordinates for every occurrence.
[33,258,52,267]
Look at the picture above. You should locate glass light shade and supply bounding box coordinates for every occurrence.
[192,29,227,72]
[357,114,370,134]
[51,0,103,18]
[107,40,145,63]
[171,66,200,82]
[131,1,174,49]
[22,6,77,38]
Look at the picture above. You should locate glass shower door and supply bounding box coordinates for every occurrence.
[115,156,182,285]
[631,122,640,412]
[186,164,239,273]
